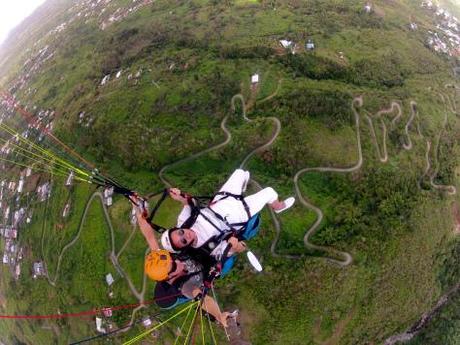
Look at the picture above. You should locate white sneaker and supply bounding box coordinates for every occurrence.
[274,197,295,214]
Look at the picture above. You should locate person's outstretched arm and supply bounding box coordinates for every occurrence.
[131,196,160,251]
[136,211,160,251]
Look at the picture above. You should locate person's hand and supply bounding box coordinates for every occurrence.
[130,194,141,206]
[130,194,148,219]
[169,188,188,203]
[228,237,247,253]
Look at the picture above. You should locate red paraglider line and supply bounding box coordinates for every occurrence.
[0,89,96,170]
[0,293,184,319]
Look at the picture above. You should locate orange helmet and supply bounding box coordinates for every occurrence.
[145,250,173,281]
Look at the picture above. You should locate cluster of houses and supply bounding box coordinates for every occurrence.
[103,186,114,206]
[9,45,56,94]
[100,0,154,30]
[0,169,52,280]
[278,38,315,54]
[421,1,460,56]
[8,0,155,97]
[99,67,144,88]
[55,0,154,34]
[0,100,60,281]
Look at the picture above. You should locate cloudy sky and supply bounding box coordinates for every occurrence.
[0,0,46,44]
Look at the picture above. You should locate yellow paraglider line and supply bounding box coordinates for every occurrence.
[0,122,89,177]
[122,301,199,345]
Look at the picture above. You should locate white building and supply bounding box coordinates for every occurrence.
[100,74,110,86]
[17,178,24,193]
[104,187,114,206]
[306,39,315,50]
[279,39,293,49]
[65,171,75,187]
[96,317,106,333]
[251,74,259,84]
[62,203,71,218]
[106,273,114,286]
[364,2,372,13]
[142,317,153,328]
[130,206,137,225]
[32,261,46,279]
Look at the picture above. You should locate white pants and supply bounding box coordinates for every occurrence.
[210,169,278,223]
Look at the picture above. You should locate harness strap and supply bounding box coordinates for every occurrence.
[146,189,170,233]
[213,191,252,219]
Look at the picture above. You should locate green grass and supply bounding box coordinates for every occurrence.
[1,0,460,344]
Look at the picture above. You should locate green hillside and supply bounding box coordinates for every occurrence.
[0,0,459,344]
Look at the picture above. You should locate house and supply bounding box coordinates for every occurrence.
[100,74,110,86]
[279,39,293,49]
[279,39,297,54]
[62,203,71,218]
[95,317,106,333]
[106,273,114,286]
[1,205,9,221]
[305,39,315,50]
[364,2,372,13]
[251,74,259,84]
[14,264,21,279]
[103,187,113,199]
[65,171,74,186]
[37,182,51,202]
[422,0,433,9]
[116,69,123,78]
[78,111,86,124]
[410,22,418,30]
[142,317,153,328]
[17,178,24,193]
[2,226,18,239]
[8,181,16,192]
[106,197,113,206]
[13,208,25,226]
[130,206,137,225]
[104,187,114,206]
[32,261,46,278]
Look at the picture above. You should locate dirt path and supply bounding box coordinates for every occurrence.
[292,96,365,266]
[43,192,141,296]
[159,82,459,268]
[41,190,147,329]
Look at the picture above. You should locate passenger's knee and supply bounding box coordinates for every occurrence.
[263,187,278,203]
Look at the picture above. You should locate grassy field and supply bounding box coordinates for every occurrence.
[0,0,459,344]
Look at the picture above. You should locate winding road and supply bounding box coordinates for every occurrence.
[159,81,459,267]
[41,191,150,330]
